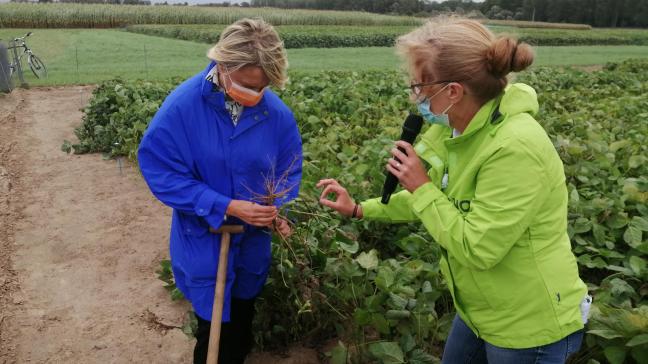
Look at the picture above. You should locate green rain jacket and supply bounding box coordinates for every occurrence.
[361,83,587,348]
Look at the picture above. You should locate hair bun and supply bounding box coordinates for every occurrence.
[487,37,534,77]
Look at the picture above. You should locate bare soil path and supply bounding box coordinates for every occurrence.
[1,86,195,363]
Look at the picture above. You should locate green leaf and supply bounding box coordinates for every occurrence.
[609,278,636,298]
[624,226,643,248]
[408,349,437,364]
[355,249,379,270]
[570,188,580,204]
[337,240,359,254]
[368,341,405,364]
[587,329,624,340]
[61,140,72,154]
[326,341,348,364]
[375,266,395,291]
[632,216,648,231]
[386,310,411,320]
[170,288,185,301]
[629,256,646,276]
[573,217,592,233]
[389,293,409,310]
[627,334,648,347]
[636,243,648,254]
[609,140,630,152]
[181,311,197,338]
[371,314,391,335]
[628,155,645,169]
[307,115,320,125]
[604,346,627,364]
[399,333,416,353]
[422,281,433,294]
[631,345,648,363]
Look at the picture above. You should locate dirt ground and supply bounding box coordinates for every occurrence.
[0,87,319,364]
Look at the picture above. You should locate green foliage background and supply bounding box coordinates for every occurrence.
[64,59,648,364]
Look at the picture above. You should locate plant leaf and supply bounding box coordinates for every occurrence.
[368,341,405,364]
[627,334,648,347]
[326,341,348,364]
[629,256,646,276]
[604,346,627,364]
[355,249,379,270]
[587,329,624,340]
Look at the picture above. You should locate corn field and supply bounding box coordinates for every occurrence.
[0,3,423,28]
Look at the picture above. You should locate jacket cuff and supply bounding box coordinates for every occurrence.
[411,182,445,214]
[360,198,382,219]
[195,188,232,230]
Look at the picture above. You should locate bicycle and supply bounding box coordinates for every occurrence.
[7,32,47,79]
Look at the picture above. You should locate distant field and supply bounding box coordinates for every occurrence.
[0,3,421,27]
[126,24,648,48]
[125,24,416,48]
[1,29,647,86]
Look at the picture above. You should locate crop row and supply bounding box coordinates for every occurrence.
[0,3,421,28]
[126,24,648,48]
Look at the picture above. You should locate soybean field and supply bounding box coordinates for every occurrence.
[0,3,647,364]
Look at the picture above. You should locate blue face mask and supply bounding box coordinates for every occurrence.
[417,84,453,127]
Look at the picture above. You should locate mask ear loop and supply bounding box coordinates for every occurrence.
[423,83,453,113]
[429,82,451,100]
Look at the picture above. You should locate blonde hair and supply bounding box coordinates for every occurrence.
[396,17,534,102]
[207,18,288,89]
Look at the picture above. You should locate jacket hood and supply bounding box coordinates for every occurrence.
[500,83,539,117]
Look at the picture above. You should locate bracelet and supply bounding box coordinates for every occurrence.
[351,203,359,219]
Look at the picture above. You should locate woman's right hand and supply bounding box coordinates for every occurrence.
[316,179,360,218]
[226,200,278,227]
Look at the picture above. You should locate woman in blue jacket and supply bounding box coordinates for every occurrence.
[137,19,303,364]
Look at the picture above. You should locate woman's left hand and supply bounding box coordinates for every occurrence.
[386,141,431,193]
[273,217,293,238]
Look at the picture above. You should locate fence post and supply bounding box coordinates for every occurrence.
[0,41,13,93]
[75,46,80,84]
[10,40,28,88]
[144,44,149,80]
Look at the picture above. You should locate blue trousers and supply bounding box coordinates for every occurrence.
[441,315,583,364]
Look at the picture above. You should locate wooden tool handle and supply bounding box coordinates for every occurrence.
[206,232,231,364]
[210,225,245,234]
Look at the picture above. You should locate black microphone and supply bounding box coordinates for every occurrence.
[381,113,424,204]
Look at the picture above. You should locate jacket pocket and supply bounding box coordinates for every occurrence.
[447,256,492,310]
[234,227,272,275]
[475,238,539,311]
[178,213,210,237]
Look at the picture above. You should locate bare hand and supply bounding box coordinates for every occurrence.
[273,217,293,238]
[316,178,358,217]
[386,141,431,193]
[226,200,277,227]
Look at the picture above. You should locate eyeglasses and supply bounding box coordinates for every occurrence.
[409,80,454,98]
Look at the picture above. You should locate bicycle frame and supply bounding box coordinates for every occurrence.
[8,37,31,73]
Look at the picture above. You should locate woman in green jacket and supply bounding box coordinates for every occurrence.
[317,18,589,364]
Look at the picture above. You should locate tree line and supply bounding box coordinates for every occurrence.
[250,0,648,28]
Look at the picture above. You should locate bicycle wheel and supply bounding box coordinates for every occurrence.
[28,54,47,79]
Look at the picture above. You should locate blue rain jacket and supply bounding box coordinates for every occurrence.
[138,62,303,322]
